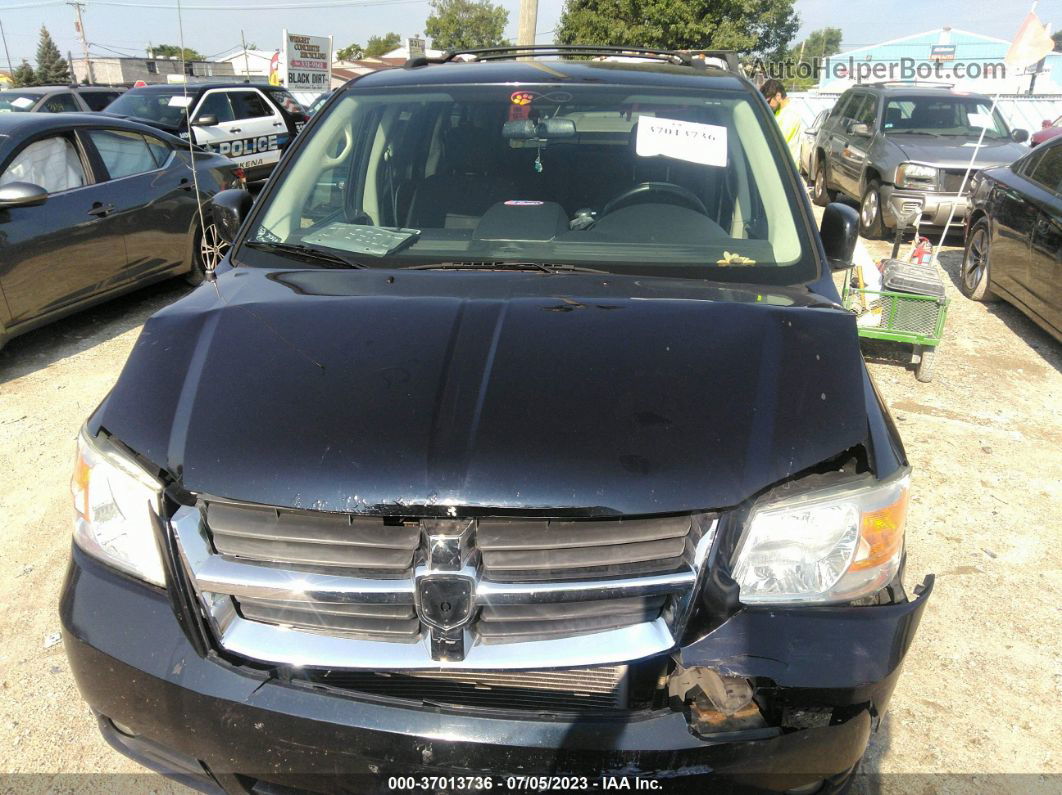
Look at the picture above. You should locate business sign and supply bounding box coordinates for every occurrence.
[930,45,956,62]
[282,30,332,89]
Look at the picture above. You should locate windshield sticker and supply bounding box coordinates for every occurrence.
[11,97,34,109]
[967,112,993,129]
[636,117,727,167]
[510,91,535,106]
[505,200,544,206]
[167,95,193,108]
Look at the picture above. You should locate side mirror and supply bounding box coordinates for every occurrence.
[0,181,48,209]
[820,202,859,271]
[192,113,219,127]
[1011,128,1029,144]
[849,122,872,136]
[210,189,254,244]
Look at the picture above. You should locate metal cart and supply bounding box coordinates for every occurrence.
[840,198,949,383]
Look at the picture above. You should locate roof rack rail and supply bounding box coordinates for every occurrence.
[866,80,954,89]
[407,45,740,73]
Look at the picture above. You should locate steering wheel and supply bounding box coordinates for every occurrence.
[600,181,708,218]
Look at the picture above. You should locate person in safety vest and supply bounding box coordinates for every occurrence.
[760,78,802,164]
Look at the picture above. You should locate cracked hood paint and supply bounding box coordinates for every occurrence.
[95,268,871,515]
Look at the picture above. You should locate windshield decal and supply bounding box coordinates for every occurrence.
[636,117,727,167]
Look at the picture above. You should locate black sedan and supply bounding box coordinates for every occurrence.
[0,113,239,351]
[963,137,1061,342]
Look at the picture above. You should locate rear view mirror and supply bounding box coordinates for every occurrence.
[820,202,859,271]
[193,114,219,127]
[210,189,254,244]
[0,181,48,209]
[1011,128,1029,144]
[502,118,577,140]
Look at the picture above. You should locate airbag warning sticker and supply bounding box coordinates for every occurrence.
[636,117,727,167]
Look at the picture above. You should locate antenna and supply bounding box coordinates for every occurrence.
[176,0,211,279]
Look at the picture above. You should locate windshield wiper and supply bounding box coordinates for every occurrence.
[405,261,609,274]
[888,130,943,137]
[244,240,367,269]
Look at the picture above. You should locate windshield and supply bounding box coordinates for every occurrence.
[0,92,38,112]
[104,89,191,127]
[244,82,813,284]
[883,96,1009,139]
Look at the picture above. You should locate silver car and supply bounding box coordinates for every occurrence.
[799,109,828,180]
[809,84,1029,238]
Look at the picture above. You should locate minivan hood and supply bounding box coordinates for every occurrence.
[887,134,1027,169]
[97,269,870,515]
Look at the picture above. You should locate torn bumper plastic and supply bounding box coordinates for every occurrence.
[61,548,932,793]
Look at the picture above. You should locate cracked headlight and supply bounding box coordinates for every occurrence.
[731,471,910,604]
[71,428,166,587]
[896,163,937,189]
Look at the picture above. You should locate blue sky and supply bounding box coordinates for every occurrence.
[0,0,1057,68]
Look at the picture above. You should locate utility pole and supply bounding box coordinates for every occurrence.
[516,0,538,48]
[241,29,251,80]
[0,16,14,81]
[68,1,93,84]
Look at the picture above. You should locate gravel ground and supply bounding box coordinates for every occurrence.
[0,220,1059,792]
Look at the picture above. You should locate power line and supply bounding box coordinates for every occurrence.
[81,0,422,8]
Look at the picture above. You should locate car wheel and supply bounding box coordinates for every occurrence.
[812,158,835,207]
[960,219,997,302]
[187,218,229,285]
[859,180,886,239]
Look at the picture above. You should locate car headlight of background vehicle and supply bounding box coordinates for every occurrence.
[71,429,166,587]
[896,163,938,189]
[731,471,910,604]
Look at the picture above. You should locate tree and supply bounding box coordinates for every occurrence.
[365,33,402,57]
[150,44,204,61]
[556,0,798,59]
[425,0,509,51]
[12,60,37,88]
[1053,30,1062,52]
[784,27,842,90]
[336,43,365,61]
[35,26,70,85]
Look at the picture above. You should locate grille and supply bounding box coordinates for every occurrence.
[478,516,691,580]
[235,594,420,642]
[307,665,629,712]
[940,169,977,195]
[207,502,419,576]
[175,503,715,671]
[479,594,668,643]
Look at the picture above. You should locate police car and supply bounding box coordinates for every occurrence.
[103,83,308,181]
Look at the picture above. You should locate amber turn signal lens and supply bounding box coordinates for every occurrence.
[851,487,909,572]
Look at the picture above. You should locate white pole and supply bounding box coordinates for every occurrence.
[281,28,288,88]
[241,30,250,80]
[932,92,1000,264]
[934,0,1042,264]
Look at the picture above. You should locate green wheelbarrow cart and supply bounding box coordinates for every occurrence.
[840,197,949,383]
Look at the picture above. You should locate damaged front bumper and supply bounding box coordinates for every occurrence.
[61,547,933,793]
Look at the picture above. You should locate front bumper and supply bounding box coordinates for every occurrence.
[880,184,969,228]
[61,548,932,793]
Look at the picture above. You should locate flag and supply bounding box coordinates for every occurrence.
[268,51,281,86]
[1005,12,1054,69]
